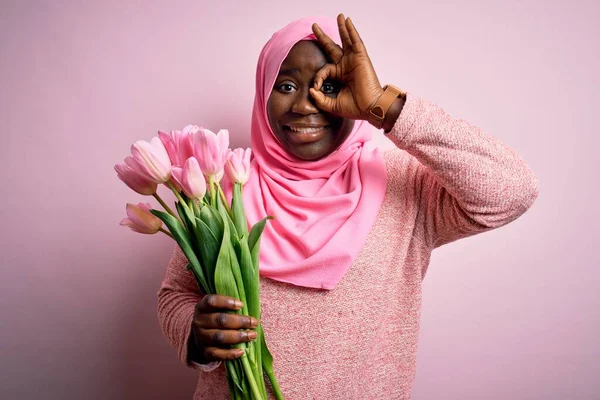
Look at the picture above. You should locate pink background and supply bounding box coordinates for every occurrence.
[1,0,598,399]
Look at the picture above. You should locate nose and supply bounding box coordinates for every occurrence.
[291,87,319,115]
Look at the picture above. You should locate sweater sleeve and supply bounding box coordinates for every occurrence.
[386,94,539,248]
[157,244,209,369]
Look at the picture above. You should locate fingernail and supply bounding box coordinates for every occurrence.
[235,349,245,357]
[247,331,257,340]
[232,300,243,309]
[250,317,258,327]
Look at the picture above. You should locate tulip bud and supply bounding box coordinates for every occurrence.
[181,157,207,199]
[224,148,252,184]
[193,128,229,178]
[114,162,157,195]
[130,137,172,183]
[170,167,184,193]
[120,203,162,234]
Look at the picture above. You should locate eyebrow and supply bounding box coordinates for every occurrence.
[278,67,300,77]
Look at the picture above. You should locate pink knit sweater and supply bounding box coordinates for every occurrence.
[157,95,539,399]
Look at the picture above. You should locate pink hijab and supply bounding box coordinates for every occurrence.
[242,16,387,290]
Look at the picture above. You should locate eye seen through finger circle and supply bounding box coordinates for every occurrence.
[321,80,340,95]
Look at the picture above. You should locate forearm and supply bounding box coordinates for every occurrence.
[387,93,539,228]
[157,285,200,366]
[157,245,203,368]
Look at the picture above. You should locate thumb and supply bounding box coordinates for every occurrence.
[310,88,337,113]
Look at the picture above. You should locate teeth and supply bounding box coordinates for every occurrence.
[287,126,326,133]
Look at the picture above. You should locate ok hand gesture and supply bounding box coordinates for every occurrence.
[309,14,385,121]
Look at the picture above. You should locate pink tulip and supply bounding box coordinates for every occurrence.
[158,128,195,167]
[120,203,163,234]
[170,167,184,192]
[224,148,252,184]
[181,157,207,199]
[114,161,157,195]
[214,169,224,183]
[130,137,172,183]
[182,124,201,135]
[193,128,229,179]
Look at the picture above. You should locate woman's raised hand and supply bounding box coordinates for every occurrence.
[309,13,384,121]
[191,294,258,362]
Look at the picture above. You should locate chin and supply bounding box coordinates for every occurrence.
[288,142,333,161]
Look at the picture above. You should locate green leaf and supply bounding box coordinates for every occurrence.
[259,326,273,374]
[260,326,284,400]
[255,328,267,398]
[175,201,190,232]
[225,219,247,315]
[238,360,250,397]
[224,366,235,399]
[194,218,219,294]
[231,183,248,238]
[150,209,208,294]
[175,199,196,233]
[248,216,274,253]
[237,236,260,320]
[219,198,239,241]
[225,359,244,395]
[234,236,264,386]
[213,204,240,301]
[200,206,223,242]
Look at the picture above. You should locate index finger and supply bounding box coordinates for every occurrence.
[198,294,243,312]
[312,23,343,63]
[337,13,352,50]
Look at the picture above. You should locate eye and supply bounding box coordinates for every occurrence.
[275,82,297,93]
[321,81,340,94]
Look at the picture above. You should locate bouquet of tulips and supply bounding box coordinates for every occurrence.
[115,125,283,400]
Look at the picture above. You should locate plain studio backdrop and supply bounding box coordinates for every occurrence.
[1,0,598,399]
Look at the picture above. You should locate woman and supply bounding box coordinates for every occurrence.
[157,14,538,399]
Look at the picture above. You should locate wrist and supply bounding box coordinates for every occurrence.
[366,85,405,130]
[382,94,406,133]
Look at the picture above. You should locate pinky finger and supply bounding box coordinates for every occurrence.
[203,346,245,362]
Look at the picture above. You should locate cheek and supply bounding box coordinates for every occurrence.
[266,96,276,127]
[332,118,354,140]
[266,96,289,147]
[343,119,355,136]
[267,94,287,130]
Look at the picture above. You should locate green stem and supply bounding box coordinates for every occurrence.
[240,353,263,399]
[166,181,195,228]
[191,198,201,218]
[152,192,177,219]
[217,184,233,218]
[158,227,174,239]
[166,181,185,206]
[187,197,196,218]
[231,183,248,237]
[209,176,217,207]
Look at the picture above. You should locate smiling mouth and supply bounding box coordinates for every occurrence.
[283,125,331,144]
